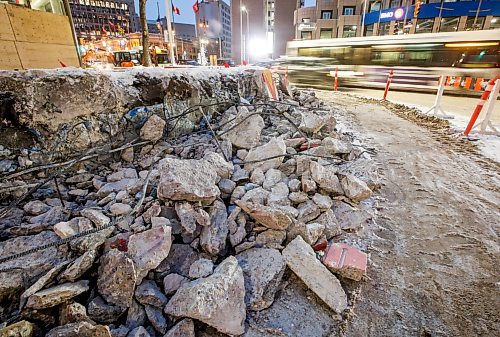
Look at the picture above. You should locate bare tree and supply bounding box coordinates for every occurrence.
[139,0,152,66]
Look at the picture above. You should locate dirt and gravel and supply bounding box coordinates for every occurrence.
[315,91,500,337]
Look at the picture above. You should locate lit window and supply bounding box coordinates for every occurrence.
[321,10,333,20]
[343,25,357,38]
[343,7,355,16]
[320,28,333,39]
[439,17,459,32]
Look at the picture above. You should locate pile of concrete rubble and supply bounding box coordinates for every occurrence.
[0,68,377,337]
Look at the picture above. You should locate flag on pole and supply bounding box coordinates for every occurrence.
[172,2,180,15]
[193,0,199,13]
[108,20,116,31]
[102,24,108,36]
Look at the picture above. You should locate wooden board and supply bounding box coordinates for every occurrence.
[7,5,74,45]
[15,41,79,69]
[0,4,15,41]
[0,40,22,70]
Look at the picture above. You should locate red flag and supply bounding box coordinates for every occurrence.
[102,25,107,36]
[172,3,180,15]
[192,0,199,13]
[108,20,116,31]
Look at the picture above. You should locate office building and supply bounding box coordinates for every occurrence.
[295,0,500,40]
[68,0,139,43]
[195,0,232,59]
[231,0,297,63]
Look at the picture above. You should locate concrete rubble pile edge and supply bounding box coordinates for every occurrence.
[0,67,377,337]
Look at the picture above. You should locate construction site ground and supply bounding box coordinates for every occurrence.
[313,91,500,337]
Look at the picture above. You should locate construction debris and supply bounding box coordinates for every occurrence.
[0,68,378,336]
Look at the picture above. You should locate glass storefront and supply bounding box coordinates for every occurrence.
[415,18,434,33]
[320,29,333,39]
[378,22,390,36]
[465,16,485,31]
[439,16,459,32]
[343,25,357,38]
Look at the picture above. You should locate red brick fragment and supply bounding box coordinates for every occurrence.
[321,243,367,281]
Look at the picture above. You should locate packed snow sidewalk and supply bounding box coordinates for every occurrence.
[0,68,377,336]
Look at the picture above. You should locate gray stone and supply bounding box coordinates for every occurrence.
[339,174,373,202]
[126,300,146,330]
[244,138,287,173]
[88,296,126,324]
[230,185,246,202]
[288,191,309,204]
[175,202,198,234]
[236,200,292,230]
[204,152,234,179]
[232,166,249,182]
[282,236,347,314]
[163,273,188,295]
[312,193,333,209]
[249,168,265,185]
[158,158,219,202]
[189,258,214,278]
[26,280,89,309]
[241,187,269,205]
[135,280,167,308]
[110,203,133,216]
[98,249,136,308]
[80,208,110,227]
[127,326,150,337]
[97,179,140,198]
[236,149,248,160]
[23,200,50,215]
[46,322,112,337]
[297,200,321,223]
[218,178,236,194]
[256,230,286,248]
[66,173,94,184]
[128,225,172,283]
[288,178,301,192]
[332,200,370,232]
[310,161,343,194]
[121,147,134,162]
[144,305,168,334]
[29,206,69,227]
[305,222,325,244]
[321,137,352,154]
[164,256,246,336]
[107,168,138,182]
[59,301,90,325]
[263,169,282,190]
[299,111,328,134]
[200,200,228,256]
[315,209,342,239]
[60,250,96,281]
[0,321,35,337]
[164,319,195,337]
[267,182,290,206]
[236,248,285,311]
[221,107,265,149]
[156,244,199,277]
[140,115,165,141]
[301,176,317,193]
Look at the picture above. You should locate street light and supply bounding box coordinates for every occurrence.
[240,2,244,64]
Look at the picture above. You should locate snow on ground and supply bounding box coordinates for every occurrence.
[349,92,500,164]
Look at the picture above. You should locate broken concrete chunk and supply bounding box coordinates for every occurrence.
[163,273,188,295]
[236,248,285,311]
[189,258,214,278]
[322,137,352,154]
[140,115,165,141]
[312,193,333,209]
[157,158,219,202]
[46,322,112,337]
[310,161,343,194]
[221,107,265,149]
[59,250,96,282]
[339,174,373,202]
[144,305,168,334]
[53,217,93,239]
[236,200,292,230]
[110,203,133,216]
[80,208,110,227]
[297,200,321,223]
[134,280,168,308]
[283,236,347,314]
[26,280,89,309]
[59,301,91,325]
[23,200,50,215]
[299,110,328,135]
[204,152,234,179]
[88,296,126,324]
[164,256,246,336]
[128,225,172,283]
[127,326,150,337]
[263,168,282,190]
[126,300,147,330]
[0,320,35,337]
[322,243,368,281]
[249,168,265,185]
[164,319,195,337]
[244,137,286,173]
[97,249,136,308]
[315,209,342,239]
[200,200,228,256]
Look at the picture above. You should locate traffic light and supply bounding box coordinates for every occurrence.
[414,0,421,18]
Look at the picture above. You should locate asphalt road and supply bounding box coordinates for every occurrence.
[342,87,500,123]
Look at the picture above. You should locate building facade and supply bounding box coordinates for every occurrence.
[68,0,139,43]
[231,0,297,63]
[295,0,500,40]
[195,0,232,59]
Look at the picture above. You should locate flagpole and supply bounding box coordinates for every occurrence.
[171,6,178,60]
[165,0,176,65]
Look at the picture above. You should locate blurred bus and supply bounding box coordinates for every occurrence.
[283,30,499,92]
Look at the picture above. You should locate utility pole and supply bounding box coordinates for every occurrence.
[164,0,176,65]
[361,0,367,37]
